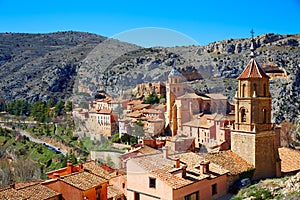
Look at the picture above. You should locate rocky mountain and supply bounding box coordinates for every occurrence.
[0,32,299,124]
[0,31,106,102]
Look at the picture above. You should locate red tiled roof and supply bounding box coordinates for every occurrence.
[18,183,60,200]
[61,171,107,191]
[238,58,269,79]
[97,108,112,114]
[278,147,300,174]
[131,152,228,189]
[205,150,253,175]
[0,187,25,200]
[107,185,124,199]
[82,161,113,180]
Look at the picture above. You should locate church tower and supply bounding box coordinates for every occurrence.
[231,37,281,179]
[166,67,186,136]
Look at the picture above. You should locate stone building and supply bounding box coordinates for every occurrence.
[231,40,281,180]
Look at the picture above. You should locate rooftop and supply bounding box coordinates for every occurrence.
[238,58,269,79]
[278,147,300,174]
[107,185,124,199]
[205,93,227,100]
[168,67,182,77]
[204,150,253,175]
[18,183,60,200]
[183,114,212,128]
[177,93,201,99]
[0,187,25,200]
[82,161,113,180]
[131,152,228,189]
[60,171,107,191]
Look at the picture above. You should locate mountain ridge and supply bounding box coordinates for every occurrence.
[0,31,299,123]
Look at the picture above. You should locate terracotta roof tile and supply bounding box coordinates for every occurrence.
[14,180,43,190]
[82,161,113,180]
[131,152,228,189]
[18,183,60,200]
[278,147,300,173]
[238,58,269,79]
[205,150,253,175]
[0,187,25,200]
[61,171,106,191]
[107,185,124,199]
[183,114,212,128]
[96,108,112,114]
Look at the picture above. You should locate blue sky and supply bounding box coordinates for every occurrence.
[0,0,299,46]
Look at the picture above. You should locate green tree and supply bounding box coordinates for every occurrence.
[145,91,160,104]
[54,101,64,116]
[65,101,73,112]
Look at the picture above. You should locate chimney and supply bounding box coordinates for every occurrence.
[175,158,180,168]
[200,160,210,174]
[182,165,187,178]
[10,183,15,189]
[162,146,168,159]
[67,160,73,173]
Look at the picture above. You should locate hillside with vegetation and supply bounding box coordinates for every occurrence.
[0,32,299,125]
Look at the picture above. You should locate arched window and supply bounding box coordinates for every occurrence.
[242,84,246,97]
[241,108,246,122]
[263,84,267,97]
[253,83,257,96]
[262,109,267,123]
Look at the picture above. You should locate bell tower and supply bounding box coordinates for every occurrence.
[166,67,185,136]
[231,34,281,179]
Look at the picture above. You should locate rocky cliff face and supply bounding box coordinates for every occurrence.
[0,32,299,124]
[0,31,105,102]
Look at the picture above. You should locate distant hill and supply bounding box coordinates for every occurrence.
[0,32,299,123]
[0,31,106,102]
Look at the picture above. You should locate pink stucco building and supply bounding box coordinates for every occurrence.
[126,150,228,200]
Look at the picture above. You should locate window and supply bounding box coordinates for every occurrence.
[262,109,267,123]
[242,84,246,97]
[184,191,199,200]
[122,183,125,189]
[149,177,156,188]
[134,192,140,200]
[241,109,246,122]
[212,183,217,195]
[253,83,257,96]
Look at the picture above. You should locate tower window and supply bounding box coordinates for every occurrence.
[242,84,246,97]
[263,84,267,97]
[262,109,267,123]
[253,83,257,96]
[241,109,246,122]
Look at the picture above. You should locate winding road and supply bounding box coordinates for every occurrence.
[0,125,67,156]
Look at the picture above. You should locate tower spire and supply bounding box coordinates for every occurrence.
[250,29,255,58]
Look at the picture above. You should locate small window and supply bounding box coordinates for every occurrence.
[149,177,156,188]
[241,109,246,122]
[263,84,267,96]
[212,183,217,195]
[184,191,199,200]
[134,192,140,200]
[262,109,267,123]
[242,84,246,97]
[122,183,125,189]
